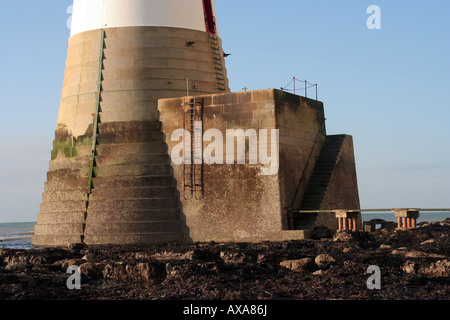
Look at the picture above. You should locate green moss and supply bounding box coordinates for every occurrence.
[50,136,91,160]
[226,122,240,129]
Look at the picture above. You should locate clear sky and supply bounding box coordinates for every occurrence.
[0,1,449,223]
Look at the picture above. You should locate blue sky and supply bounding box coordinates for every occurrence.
[0,1,449,222]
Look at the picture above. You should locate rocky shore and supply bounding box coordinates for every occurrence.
[1,219,449,300]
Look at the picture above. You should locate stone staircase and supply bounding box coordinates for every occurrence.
[83,120,183,245]
[293,135,345,230]
[33,120,184,246]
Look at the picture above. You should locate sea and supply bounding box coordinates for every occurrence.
[0,222,36,250]
[0,212,448,250]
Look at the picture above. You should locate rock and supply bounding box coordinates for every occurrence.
[5,261,27,271]
[82,253,96,262]
[280,258,316,273]
[333,231,374,243]
[314,254,336,268]
[68,243,86,250]
[404,251,446,259]
[379,244,392,250]
[257,253,282,265]
[313,226,332,239]
[333,231,354,242]
[220,251,256,264]
[61,259,86,270]
[419,260,450,277]
[79,262,103,279]
[4,256,28,271]
[152,251,194,261]
[312,270,324,276]
[420,239,435,246]
[402,261,416,274]
[102,261,166,283]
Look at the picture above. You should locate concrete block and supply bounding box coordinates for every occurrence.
[91,176,175,189]
[90,186,175,200]
[34,223,84,236]
[87,198,179,211]
[84,221,181,235]
[37,212,86,225]
[40,200,87,214]
[86,209,180,223]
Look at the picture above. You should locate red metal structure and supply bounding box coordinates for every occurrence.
[203,0,216,34]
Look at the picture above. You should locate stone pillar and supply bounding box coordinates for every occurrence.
[394,209,420,229]
[334,210,360,231]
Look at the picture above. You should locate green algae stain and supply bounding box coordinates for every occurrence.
[51,136,91,160]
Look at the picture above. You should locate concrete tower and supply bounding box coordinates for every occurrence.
[32,0,229,246]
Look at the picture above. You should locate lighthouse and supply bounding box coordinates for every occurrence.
[33,0,361,246]
[32,0,230,246]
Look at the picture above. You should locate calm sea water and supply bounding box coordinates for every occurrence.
[0,222,35,250]
[0,213,448,250]
[361,211,450,224]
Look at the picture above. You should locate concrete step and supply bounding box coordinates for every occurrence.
[95,153,170,166]
[83,232,182,245]
[34,222,84,236]
[45,178,89,192]
[92,175,175,189]
[89,187,176,200]
[32,234,83,247]
[87,198,179,211]
[86,209,180,222]
[41,189,88,203]
[97,130,165,144]
[96,142,168,156]
[48,156,90,171]
[84,221,181,234]
[47,168,89,181]
[93,164,172,177]
[40,200,87,214]
[36,212,86,225]
[98,121,162,133]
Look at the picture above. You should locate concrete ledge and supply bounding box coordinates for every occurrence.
[83,233,183,245]
[84,221,181,234]
[31,235,83,247]
[280,230,313,241]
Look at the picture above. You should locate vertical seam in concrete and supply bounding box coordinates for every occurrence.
[83,28,105,243]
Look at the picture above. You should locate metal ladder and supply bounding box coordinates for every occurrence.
[209,35,226,92]
[183,97,204,200]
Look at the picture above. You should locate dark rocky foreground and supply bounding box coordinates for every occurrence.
[1,220,449,301]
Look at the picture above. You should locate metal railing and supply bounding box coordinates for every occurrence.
[281,77,318,100]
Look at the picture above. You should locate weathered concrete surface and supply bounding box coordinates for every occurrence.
[33,26,230,247]
[158,89,327,242]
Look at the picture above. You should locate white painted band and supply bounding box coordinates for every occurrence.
[70,0,219,37]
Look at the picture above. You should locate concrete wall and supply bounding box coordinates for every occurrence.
[59,26,229,139]
[158,89,326,242]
